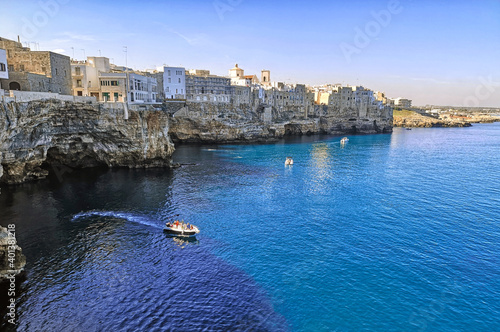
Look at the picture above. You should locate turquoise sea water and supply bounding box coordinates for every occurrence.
[1,123,499,331]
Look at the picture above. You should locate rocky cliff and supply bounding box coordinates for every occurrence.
[0,100,175,184]
[167,102,392,143]
[393,110,473,128]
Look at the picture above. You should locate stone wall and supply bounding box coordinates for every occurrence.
[1,90,96,103]
[0,100,175,184]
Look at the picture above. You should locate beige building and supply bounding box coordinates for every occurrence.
[72,56,157,103]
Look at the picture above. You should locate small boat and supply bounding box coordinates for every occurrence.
[285,157,294,165]
[405,127,412,130]
[340,137,349,144]
[164,220,200,237]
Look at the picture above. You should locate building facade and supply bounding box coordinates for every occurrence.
[0,48,8,79]
[186,70,231,103]
[0,37,71,94]
[129,73,157,103]
[71,56,157,103]
[393,97,412,108]
[163,66,185,99]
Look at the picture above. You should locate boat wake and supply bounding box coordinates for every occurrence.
[72,211,163,230]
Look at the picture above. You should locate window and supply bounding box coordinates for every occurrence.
[19,64,25,71]
[0,63,5,71]
[168,78,171,83]
[178,78,181,83]
[168,70,171,75]
[111,81,118,86]
[76,79,82,87]
[75,67,81,75]
[8,65,14,72]
[55,68,58,75]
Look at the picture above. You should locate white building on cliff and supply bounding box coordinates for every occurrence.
[162,66,185,99]
[0,49,8,80]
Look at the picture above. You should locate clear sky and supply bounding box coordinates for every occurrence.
[1,0,499,107]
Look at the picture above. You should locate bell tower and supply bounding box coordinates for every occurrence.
[261,70,270,85]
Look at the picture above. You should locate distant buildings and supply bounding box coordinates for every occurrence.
[71,56,157,103]
[392,97,412,108]
[0,36,71,94]
[0,35,409,109]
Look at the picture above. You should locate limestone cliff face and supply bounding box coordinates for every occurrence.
[0,100,175,184]
[167,102,392,143]
[393,110,473,128]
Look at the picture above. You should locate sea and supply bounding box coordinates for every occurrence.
[1,123,499,331]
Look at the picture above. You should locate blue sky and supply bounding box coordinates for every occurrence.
[1,0,499,106]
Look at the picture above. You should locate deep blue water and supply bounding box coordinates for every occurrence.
[1,123,500,331]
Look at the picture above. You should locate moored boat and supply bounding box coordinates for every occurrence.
[285,157,294,165]
[340,137,349,144]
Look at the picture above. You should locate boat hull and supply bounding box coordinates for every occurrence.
[163,227,199,238]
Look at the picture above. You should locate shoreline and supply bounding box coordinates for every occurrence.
[393,109,499,128]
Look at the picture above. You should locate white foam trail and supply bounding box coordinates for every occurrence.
[72,211,163,229]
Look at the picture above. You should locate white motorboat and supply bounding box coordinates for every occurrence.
[164,220,200,237]
[285,157,294,165]
[340,137,349,144]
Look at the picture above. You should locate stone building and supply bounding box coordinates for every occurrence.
[261,70,271,86]
[231,85,252,105]
[0,36,71,94]
[186,70,231,103]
